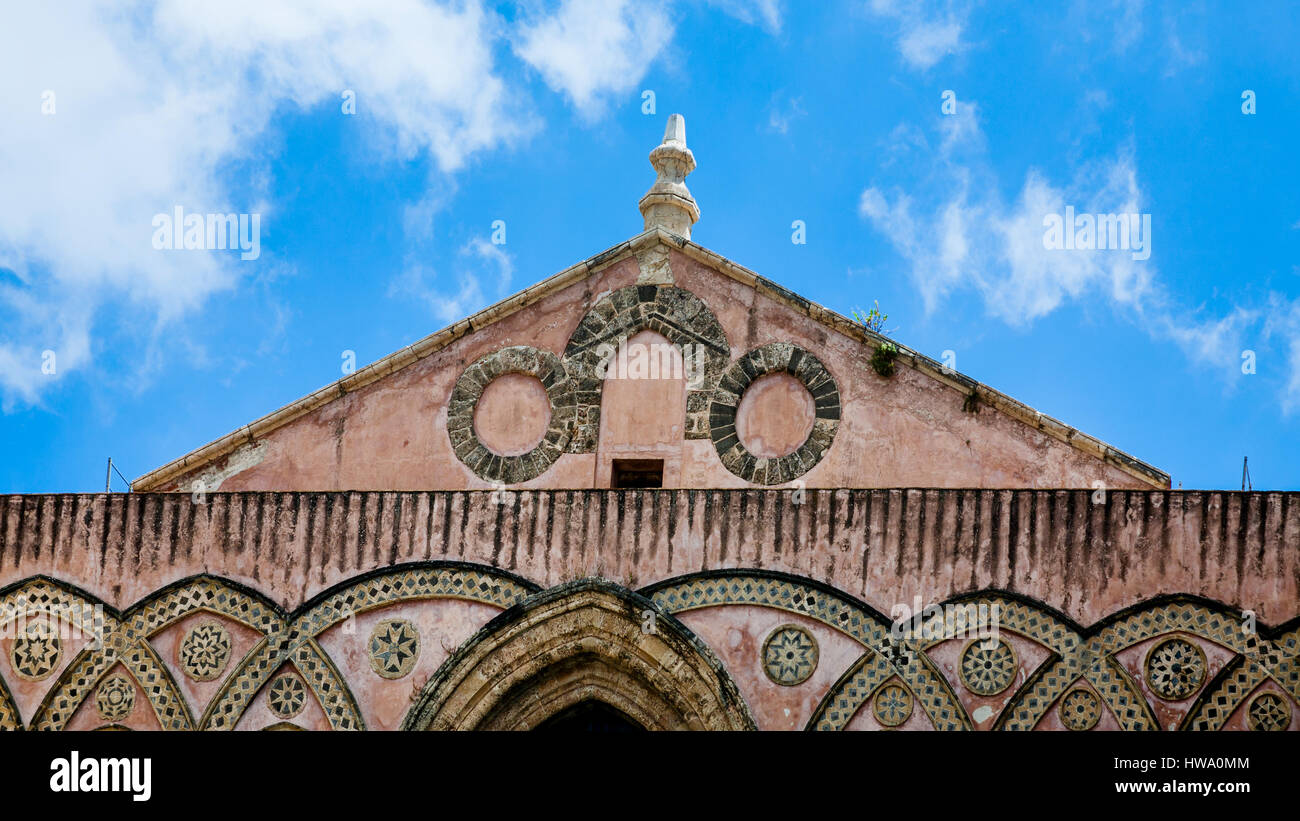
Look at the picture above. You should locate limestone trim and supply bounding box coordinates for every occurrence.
[132,229,1168,493]
[710,343,839,484]
[561,284,729,449]
[447,346,573,483]
[403,580,756,730]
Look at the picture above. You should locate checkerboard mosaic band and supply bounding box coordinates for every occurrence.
[2,569,1296,731]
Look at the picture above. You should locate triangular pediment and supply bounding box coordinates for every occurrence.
[134,230,1166,493]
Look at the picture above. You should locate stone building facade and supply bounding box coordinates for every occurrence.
[1,117,1296,731]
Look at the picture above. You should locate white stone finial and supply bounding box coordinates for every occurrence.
[639,114,699,239]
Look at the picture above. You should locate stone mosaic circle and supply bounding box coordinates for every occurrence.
[1247,692,1291,731]
[179,621,233,682]
[1144,636,1206,701]
[369,619,420,679]
[762,624,818,686]
[96,674,135,722]
[268,673,307,719]
[959,638,1018,696]
[10,622,61,681]
[873,682,913,727]
[1058,687,1101,731]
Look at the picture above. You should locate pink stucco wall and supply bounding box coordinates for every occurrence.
[4,489,1295,626]
[148,248,1156,494]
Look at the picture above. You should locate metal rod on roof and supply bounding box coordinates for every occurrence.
[106,457,112,493]
[111,460,132,492]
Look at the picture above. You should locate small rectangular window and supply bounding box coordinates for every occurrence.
[611,459,664,489]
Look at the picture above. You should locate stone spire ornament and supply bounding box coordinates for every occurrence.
[638,114,700,240]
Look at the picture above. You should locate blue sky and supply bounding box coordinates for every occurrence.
[2,0,1298,492]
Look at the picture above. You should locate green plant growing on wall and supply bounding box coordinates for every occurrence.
[852,301,899,378]
[869,341,899,377]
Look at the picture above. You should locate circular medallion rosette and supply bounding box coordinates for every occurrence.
[1247,692,1291,731]
[96,674,135,722]
[959,638,1018,696]
[369,619,420,679]
[179,621,233,682]
[1144,637,1206,701]
[1058,687,1101,731]
[762,625,818,686]
[10,622,61,681]
[873,682,913,727]
[267,673,307,719]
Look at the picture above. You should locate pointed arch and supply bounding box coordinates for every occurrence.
[403,580,756,730]
[562,284,730,451]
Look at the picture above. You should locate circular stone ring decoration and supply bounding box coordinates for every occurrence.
[96,674,136,723]
[1247,692,1292,731]
[179,621,233,682]
[10,622,61,682]
[762,624,819,686]
[1144,636,1207,701]
[268,673,307,720]
[369,619,420,679]
[447,346,573,484]
[1058,687,1101,731]
[710,343,839,484]
[959,638,1018,696]
[873,682,913,727]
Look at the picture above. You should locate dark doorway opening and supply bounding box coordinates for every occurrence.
[611,459,664,488]
[535,700,646,732]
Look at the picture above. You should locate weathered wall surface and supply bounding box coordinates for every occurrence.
[142,243,1161,494]
[4,489,1294,624]
[1,489,1296,732]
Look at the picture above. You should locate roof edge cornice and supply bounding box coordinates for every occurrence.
[133,228,1168,491]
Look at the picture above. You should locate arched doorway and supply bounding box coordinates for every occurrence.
[402,580,756,731]
[535,700,646,732]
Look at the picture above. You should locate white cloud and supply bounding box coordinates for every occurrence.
[857,102,1300,403]
[390,239,515,327]
[465,237,515,299]
[898,20,963,69]
[767,95,805,134]
[707,0,783,33]
[513,0,674,118]
[0,0,532,409]
[866,0,969,69]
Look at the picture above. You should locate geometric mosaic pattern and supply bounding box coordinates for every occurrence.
[2,569,1297,732]
[808,651,900,731]
[807,591,1300,733]
[761,625,818,685]
[1246,692,1291,731]
[95,674,135,723]
[1144,636,1207,701]
[959,638,1017,696]
[1058,688,1101,731]
[369,620,420,679]
[178,622,232,682]
[646,572,973,731]
[267,673,306,720]
[10,622,61,681]
[205,564,536,731]
[873,682,912,727]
